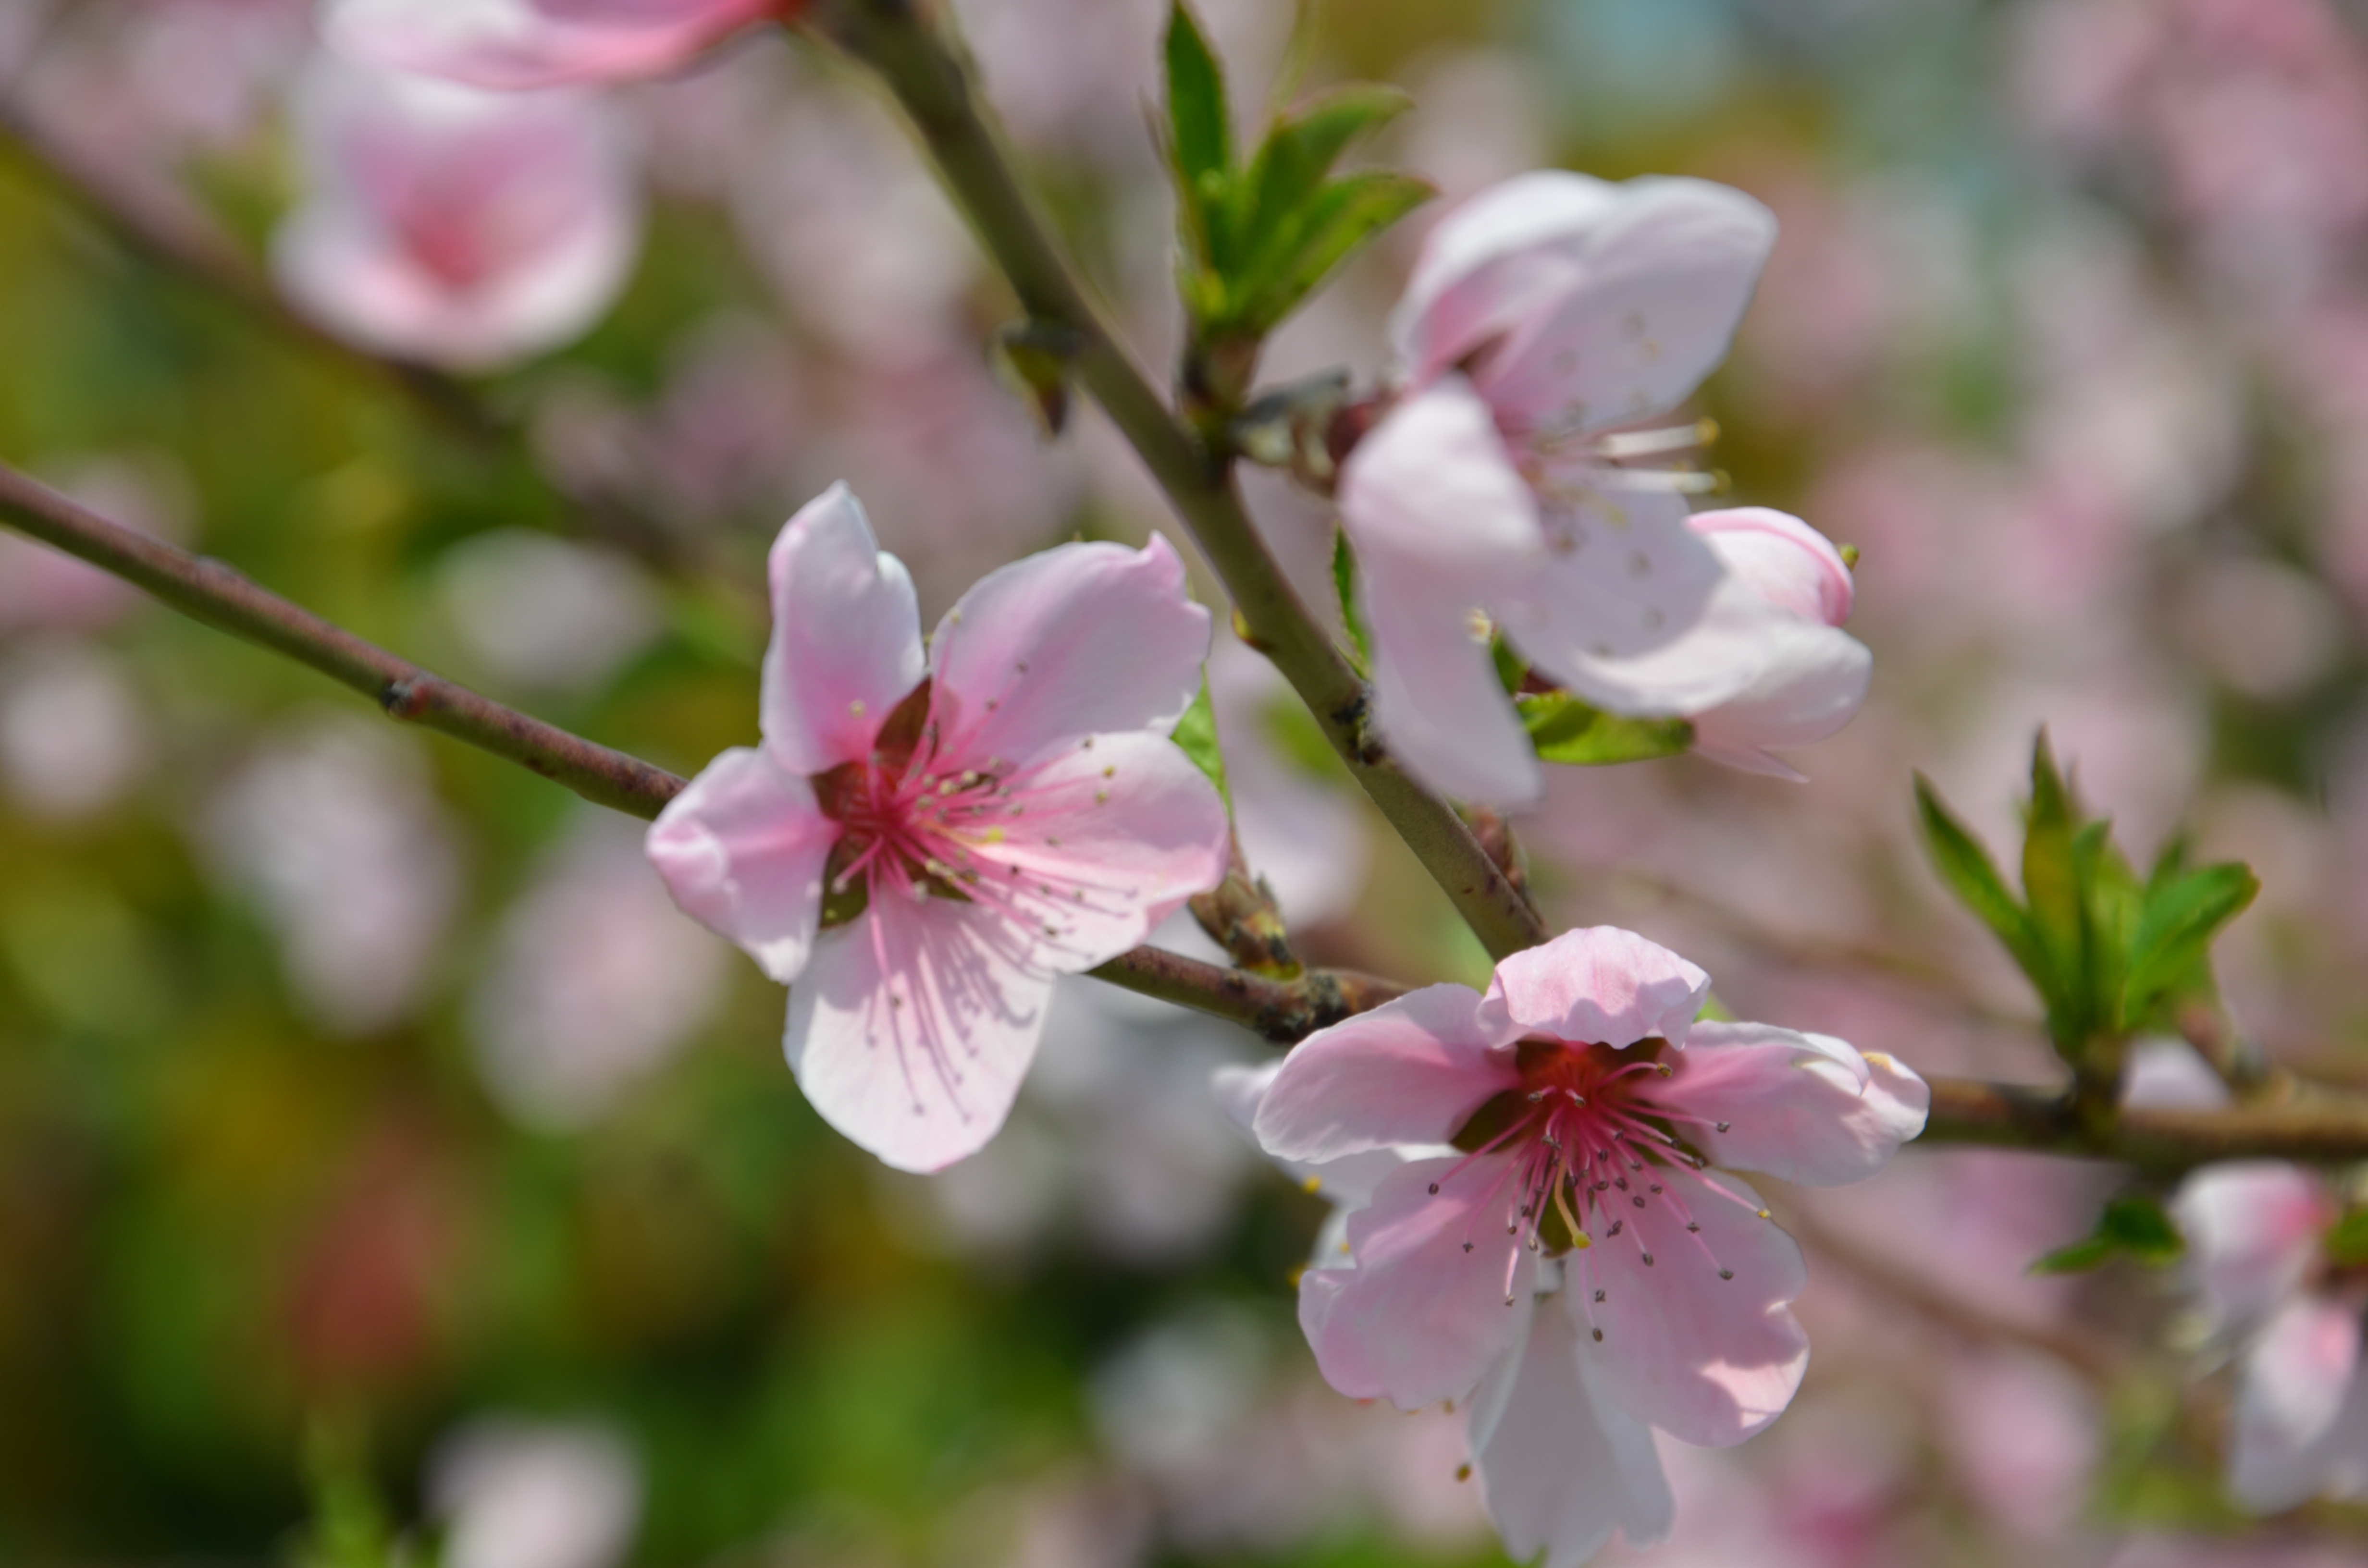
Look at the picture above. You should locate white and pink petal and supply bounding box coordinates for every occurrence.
[1255,984,1517,1164]
[644,746,835,984]
[1668,1025,1928,1187]
[1481,926,1709,1049]
[759,485,926,775]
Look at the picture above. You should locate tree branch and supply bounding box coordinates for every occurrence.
[17,456,2368,1176]
[0,462,686,820]
[814,0,1549,962]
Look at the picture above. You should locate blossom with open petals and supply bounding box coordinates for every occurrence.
[271,57,640,370]
[1249,926,1927,1564]
[1339,171,1795,803]
[2172,1162,2368,1510]
[322,0,777,91]
[647,484,1229,1171]
[1682,507,1871,780]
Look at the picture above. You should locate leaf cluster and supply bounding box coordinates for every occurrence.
[1162,3,1432,374]
[2030,1193,2186,1274]
[1915,733,2257,1066]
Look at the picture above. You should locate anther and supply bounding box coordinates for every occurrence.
[1641,1252,1655,1267]
[1719,1269,1734,1281]
[1631,1196,1645,1209]
[1716,1121,1731,1133]
[1429,1183,1440,1195]
[1592,1328,1604,1343]
[1593,1289,1605,1303]
[1686,1221,1701,1234]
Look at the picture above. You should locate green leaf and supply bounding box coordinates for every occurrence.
[2030,1195,2185,1274]
[1235,83,1412,258]
[1491,633,1526,695]
[1172,673,1232,811]
[1164,3,1231,193]
[1231,170,1433,334]
[2022,734,2087,1037]
[1517,691,1692,765]
[2121,862,2259,1027]
[1163,2,1232,270]
[2324,1209,2368,1268]
[1331,527,1371,673]
[1913,773,2054,999]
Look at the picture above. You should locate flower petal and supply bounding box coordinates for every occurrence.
[2172,1162,2337,1337]
[1664,1025,1927,1187]
[1480,926,1709,1048]
[2231,1294,2366,1512]
[1392,171,1629,381]
[1686,620,1871,777]
[644,747,834,984]
[759,484,927,775]
[956,728,1230,971]
[1212,1060,1411,1214]
[929,535,1210,772]
[1364,570,1544,804]
[1691,508,1855,627]
[1254,984,1515,1163]
[1298,1152,1533,1409]
[1473,1290,1675,1568]
[1573,1168,1809,1447]
[1503,492,1789,719]
[1339,378,1544,576]
[1472,177,1777,435]
[785,894,1053,1172]
[323,0,766,90]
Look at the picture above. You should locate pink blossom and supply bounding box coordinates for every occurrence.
[1243,927,1927,1565]
[1337,171,1807,803]
[646,484,1229,1171]
[271,58,641,371]
[2172,1162,2368,1510]
[1681,509,1871,781]
[322,0,776,90]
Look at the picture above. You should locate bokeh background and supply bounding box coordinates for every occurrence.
[4,0,2368,1563]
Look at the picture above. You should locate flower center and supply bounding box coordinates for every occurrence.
[811,680,1000,922]
[1441,1038,1755,1305]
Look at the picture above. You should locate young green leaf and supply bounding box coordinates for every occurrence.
[1171,673,1232,811]
[2021,734,2088,1037]
[1330,527,1372,672]
[1912,772,2054,999]
[1233,83,1412,267]
[2324,1209,2368,1268]
[2029,1194,2185,1275]
[1517,691,1692,765]
[1233,170,1433,334]
[1163,1,1232,271]
[2121,862,2259,1027]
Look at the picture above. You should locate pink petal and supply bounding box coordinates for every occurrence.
[1685,619,1871,777]
[1470,178,1778,435]
[1573,1168,1809,1447]
[759,484,926,775]
[2231,1294,2365,1512]
[1212,1061,1412,1213]
[1502,496,1791,720]
[1669,1025,1928,1187]
[1690,508,1855,626]
[1363,564,1543,803]
[785,893,1053,1172]
[1338,378,1543,577]
[1480,926,1709,1048]
[323,0,765,90]
[929,536,1210,772]
[1298,1152,1533,1409]
[271,61,641,372]
[2173,1162,2338,1335]
[957,728,1229,972]
[644,746,834,983]
[1472,1290,1675,1568]
[1393,172,1630,381]
[1254,984,1516,1163]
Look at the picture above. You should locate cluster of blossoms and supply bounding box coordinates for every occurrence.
[285,1,1915,1562]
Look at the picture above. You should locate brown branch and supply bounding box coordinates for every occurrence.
[17,450,2368,1177]
[0,461,686,820]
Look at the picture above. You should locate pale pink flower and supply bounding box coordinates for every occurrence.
[1242,927,1928,1566]
[646,484,1229,1171]
[322,0,775,90]
[1682,508,1871,781]
[429,1416,642,1568]
[2172,1162,2368,1511]
[1338,171,1799,803]
[271,57,641,371]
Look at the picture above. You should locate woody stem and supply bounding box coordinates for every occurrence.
[813,0,1549,962]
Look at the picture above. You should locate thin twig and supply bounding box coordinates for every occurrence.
[814,0,1550,963]
[0,462,685,819]
[16,458,2368,1175]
